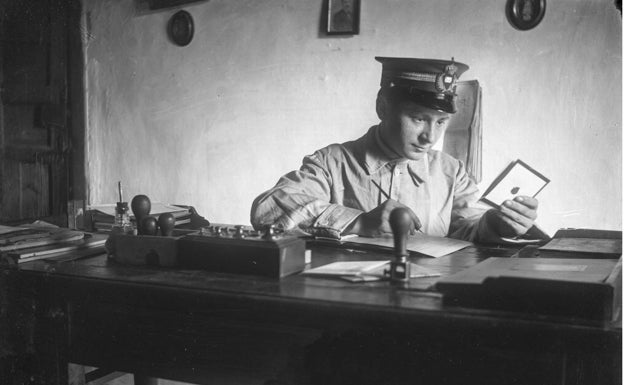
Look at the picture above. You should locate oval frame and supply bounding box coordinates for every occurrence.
[506,0,546,31]
[168,10,194,46]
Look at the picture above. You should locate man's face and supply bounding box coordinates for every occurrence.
[379,99,452,160]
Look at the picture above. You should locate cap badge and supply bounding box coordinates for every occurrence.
[435,61,458,94]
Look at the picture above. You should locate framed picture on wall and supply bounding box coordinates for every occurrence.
[505,0,547,31]
[148,0,203,10]
[327,0,360,35]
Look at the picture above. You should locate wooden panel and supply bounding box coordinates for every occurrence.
[0,0,70,225]
[3,105,50,147]
[20,161,50,219]
[2,42,51,103]
[1,1,51,42]
[1,161,21,221]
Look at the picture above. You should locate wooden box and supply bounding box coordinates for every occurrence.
[178,228,306,279]
[107,234,180,267]
[436,257,622,321]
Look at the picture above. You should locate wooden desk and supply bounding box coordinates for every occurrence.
[1,244,621,385]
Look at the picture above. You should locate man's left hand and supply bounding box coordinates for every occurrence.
[485,196,539,238]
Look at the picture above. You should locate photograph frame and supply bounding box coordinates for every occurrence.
[327,0,360,35]
[506,0,547,31]
[480,159,550,209]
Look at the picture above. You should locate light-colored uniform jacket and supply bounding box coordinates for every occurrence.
[251,125,502,242]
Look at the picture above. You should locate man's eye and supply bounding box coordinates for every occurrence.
[437,119,449,126]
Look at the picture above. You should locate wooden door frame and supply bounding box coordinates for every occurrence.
[67,0,87,229]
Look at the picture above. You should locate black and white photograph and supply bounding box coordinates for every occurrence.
[0,0,621,384]
[327,0,360,35]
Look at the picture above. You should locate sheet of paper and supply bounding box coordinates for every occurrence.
[342,234,471,258]
[302,260,390,276]
[0,225,28,235]
[302,260,441,282]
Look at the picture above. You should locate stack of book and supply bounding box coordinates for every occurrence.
[86,203,193,233]
[0,222,108,264]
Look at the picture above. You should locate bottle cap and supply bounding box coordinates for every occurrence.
[116,202,129,214]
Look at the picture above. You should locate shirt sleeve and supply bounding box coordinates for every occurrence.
[250,152,363,238]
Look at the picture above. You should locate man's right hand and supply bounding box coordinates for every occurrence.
[343,199,421,237]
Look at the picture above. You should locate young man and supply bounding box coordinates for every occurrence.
[250,57,538,243]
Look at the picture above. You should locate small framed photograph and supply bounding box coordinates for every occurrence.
[505,0,547,31]
[480,159,550,208]
[327,0,360,35]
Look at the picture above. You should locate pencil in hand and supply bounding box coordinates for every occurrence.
[372,180,424,234]
[371,180,390,200]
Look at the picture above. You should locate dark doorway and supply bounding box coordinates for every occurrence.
[0,0,84,227]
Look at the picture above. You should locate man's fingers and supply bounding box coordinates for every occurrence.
[499,205,533,228]
[408,210,422,230]
[498,214,528,235]
[397,203,421,230]
[382,200,422,230]
[485,209,530,238]
[502,199,538,221]
[512,196,539,210]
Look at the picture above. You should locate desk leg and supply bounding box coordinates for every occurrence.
[563,346,622,385]
[2,272,70,385]
[35,303,70,384]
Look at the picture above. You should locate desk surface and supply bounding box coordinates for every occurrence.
[7,243,621,332]
[2,242,621,385]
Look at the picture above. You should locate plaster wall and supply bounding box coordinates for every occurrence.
[83,0,622,235]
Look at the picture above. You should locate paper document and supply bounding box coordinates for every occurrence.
[0,222,85,252]
[302,260,441,282]
[302,260,390,276]
[338,234,471,258]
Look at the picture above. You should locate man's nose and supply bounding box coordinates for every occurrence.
[420,123,436,144]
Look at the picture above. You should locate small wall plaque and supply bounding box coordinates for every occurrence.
[168,10,194,46]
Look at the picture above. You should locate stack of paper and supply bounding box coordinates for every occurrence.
[0,223,85,252]
[0,222,107,264]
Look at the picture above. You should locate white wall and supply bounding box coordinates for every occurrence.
[83,0,622,235]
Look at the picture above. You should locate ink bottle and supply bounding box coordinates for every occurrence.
[112,201,135,235]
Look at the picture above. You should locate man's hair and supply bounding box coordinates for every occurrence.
[377,86,415,107]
